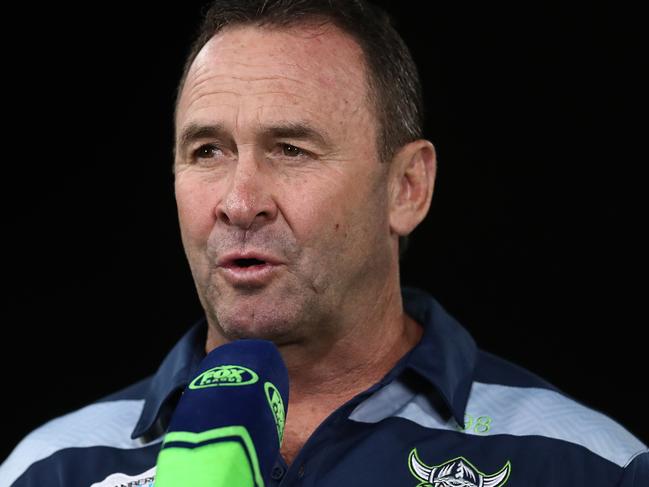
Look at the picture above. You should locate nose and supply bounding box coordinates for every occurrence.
[215,155,278,230]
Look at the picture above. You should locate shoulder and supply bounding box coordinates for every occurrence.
[475,349,559,390]
[471,350,647,469]
[0,378,153,487]
[618,451,649,485]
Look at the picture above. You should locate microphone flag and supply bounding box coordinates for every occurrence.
[154,339,289,487]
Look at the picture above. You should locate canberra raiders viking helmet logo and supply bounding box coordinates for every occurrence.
[408,449,511,487]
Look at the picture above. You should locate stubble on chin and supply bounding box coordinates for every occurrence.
[201,276,314,346]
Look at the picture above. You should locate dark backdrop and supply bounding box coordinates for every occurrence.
[3,1,645,461]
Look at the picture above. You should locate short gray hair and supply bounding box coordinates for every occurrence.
[175,0,424,163]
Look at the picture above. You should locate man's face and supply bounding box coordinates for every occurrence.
[174,24,395,344]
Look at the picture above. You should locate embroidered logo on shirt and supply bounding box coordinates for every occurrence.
[408,449,511,487]
[90,466,155,487]
[189,365,259,389]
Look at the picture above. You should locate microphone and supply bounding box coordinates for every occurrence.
[154,339,289,487]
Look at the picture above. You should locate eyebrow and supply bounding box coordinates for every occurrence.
[265,122,330,147]
[177,121,332,152]
[177,123,227,151]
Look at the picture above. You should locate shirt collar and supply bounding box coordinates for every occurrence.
[131,319,207,440]
[400,287,477,427]
[131,287,477,440]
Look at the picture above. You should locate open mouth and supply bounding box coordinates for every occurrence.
[217,253,281,285]
[233,258,266,268]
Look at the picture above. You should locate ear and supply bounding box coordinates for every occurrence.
[388,139,437,236]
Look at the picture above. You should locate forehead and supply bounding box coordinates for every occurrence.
[176,23,373,134]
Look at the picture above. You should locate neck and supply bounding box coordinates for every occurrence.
[204,273,422,402]
[275,282,422,467]
[281,290,421,405]
[204,278,423,466]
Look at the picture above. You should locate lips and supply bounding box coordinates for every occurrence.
[217,251,282,267]
[216,252,284,287]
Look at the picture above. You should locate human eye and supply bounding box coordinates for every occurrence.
[281,143,304,157]
[191,143,223,162]
[275,143,317,162]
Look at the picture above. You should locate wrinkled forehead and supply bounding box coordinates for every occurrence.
[175,23,374,131]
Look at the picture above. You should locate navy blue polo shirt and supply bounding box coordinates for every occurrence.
[2,288,647,486]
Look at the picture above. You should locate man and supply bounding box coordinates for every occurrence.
[1,1,646,486]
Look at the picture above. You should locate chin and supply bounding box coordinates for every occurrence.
[214,306,300,344]
[202,279,316,345]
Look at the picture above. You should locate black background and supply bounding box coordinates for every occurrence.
[3,1,646,461]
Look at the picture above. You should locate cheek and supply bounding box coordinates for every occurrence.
[287,174,385,254]
[175,178,216,244]
[285,177,345,229]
